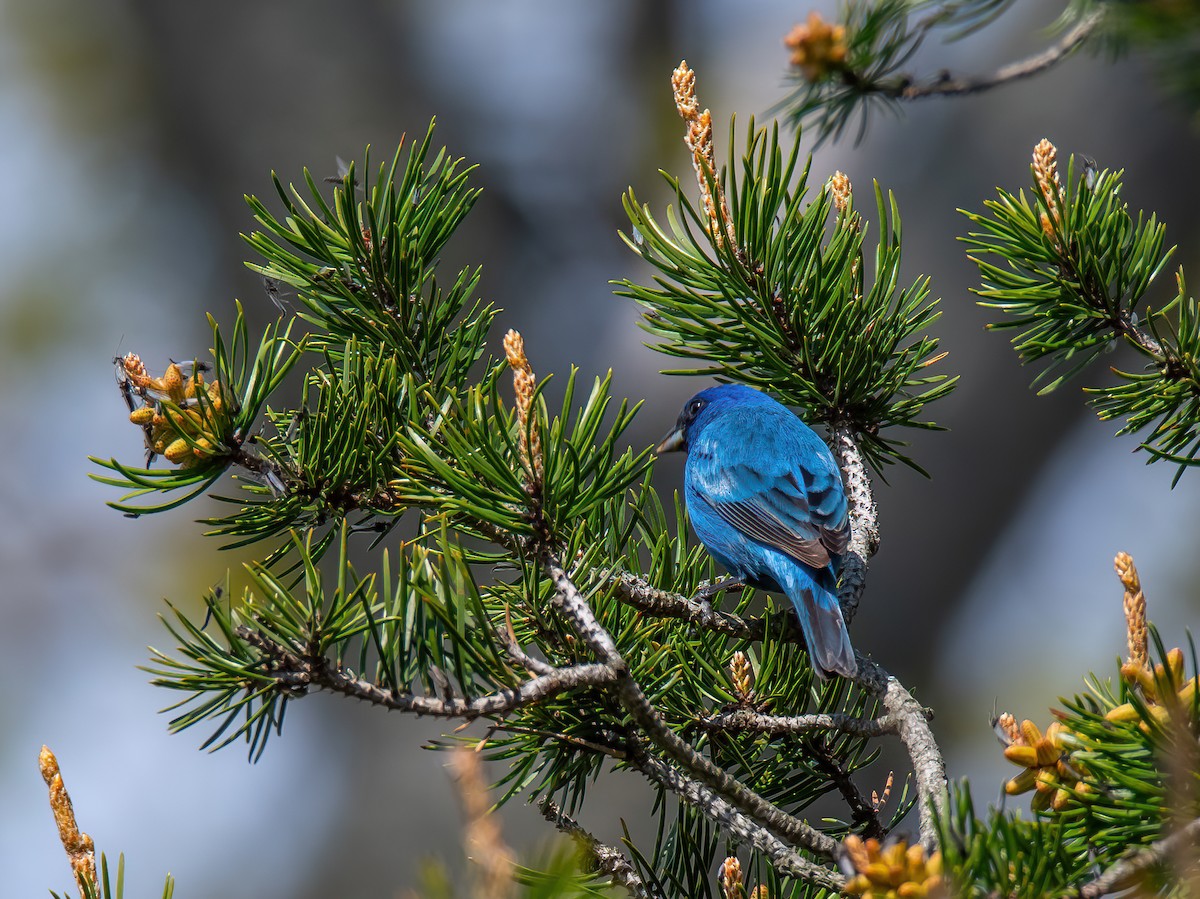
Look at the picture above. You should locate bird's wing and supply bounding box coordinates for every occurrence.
[690,425,849,569]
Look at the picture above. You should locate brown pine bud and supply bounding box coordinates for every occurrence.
[720,856,744,899]
[503,329,543,492]
[39,746,97,896]
[1115,551,1148,671]
[730,650,754,701]
[1032,138,1061,230]
[830,171,852,214]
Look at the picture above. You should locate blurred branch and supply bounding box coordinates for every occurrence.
[896,9,1104,99]
[450,749,517,899]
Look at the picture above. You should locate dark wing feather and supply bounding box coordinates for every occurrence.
[690,422,849,569]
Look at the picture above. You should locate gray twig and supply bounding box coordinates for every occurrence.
[612,572,770,639]
[828,425,945,849]
[538,797,663,899]
[238,627,619,719]
[1078,817,1200,898]
[895,9,1104,100]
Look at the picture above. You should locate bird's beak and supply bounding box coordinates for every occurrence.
[655,427,686,455]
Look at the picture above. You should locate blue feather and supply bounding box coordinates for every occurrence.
[659,384,856,678]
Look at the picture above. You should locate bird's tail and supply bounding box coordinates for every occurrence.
[780,565,856,679]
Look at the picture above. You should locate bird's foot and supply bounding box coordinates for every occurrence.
[689,577,745,628]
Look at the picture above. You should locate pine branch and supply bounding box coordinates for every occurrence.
[610,573,775,641]
[620,116,955,472]
[237,626,619,720]
[808,738,887,840]
[699,709,898,738]
[628,743,845,892]
[895,9,1104,99]
[852,657,946,851]
[831,426,878,624]
[780,2,1105,143]
[538,798,662,899]
[1078,815,1200,897]
[544,557,840,861]
[964,141,1200,475]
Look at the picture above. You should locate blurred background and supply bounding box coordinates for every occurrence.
[2,0,1198,894]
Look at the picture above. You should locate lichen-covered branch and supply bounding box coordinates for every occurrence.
[700,709,898,738]
[545,558,840,860]
[238,627,620,719]
[852,656,946,851]
[831,426,878,624]
[538,797,662,899]
[629,743,845,891]
[611,573,775,640]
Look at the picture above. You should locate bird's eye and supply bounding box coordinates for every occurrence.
[687,399,705,416]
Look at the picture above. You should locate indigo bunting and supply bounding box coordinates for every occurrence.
[657,384,856,678]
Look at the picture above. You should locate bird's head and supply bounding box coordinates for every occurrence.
[655,384,771,455]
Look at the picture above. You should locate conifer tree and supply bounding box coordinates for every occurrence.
[45,3,1200,896]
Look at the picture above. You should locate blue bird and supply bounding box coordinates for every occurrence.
[656,384,856,679]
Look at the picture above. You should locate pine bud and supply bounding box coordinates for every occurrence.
[671,60,736,251]
[829,171,852,215]
[730,651,754,701]
[720,856,744,899]
[1115,551,1148,671]
[39,746,97,896]
[1032,138,1061,232]
[503,329,543,494]
[784,12,848,83]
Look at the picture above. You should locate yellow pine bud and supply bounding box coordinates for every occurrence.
[161,362,185,403]
[163,438,192,463]
[1166,647,1186,686]
[1003,745,1039,767]
[1005,769,1037,795]
[1019,719,1043,746]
